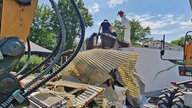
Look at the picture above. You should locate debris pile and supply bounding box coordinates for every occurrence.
[22,49,142,107]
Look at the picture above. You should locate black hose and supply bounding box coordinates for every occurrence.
[18,32,62,81]
[22,0,66,90]
[16,38,31,76]
[23,0,85,97]
[0,0,85,107]
[0,0,64,107]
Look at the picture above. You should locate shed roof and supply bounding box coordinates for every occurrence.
[25,41,52,56]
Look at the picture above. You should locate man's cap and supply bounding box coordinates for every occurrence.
[104,19,108,21]
[117,10,124,16]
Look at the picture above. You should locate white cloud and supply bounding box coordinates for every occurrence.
[107,0,126,8]
[157,14,162,17]
[142,20,168,29]
[125,13,192,37]
[152,30,176,35]
[127,14,168,29]
[88,3,100,13]
[127,13,181,30]
[179,20,191,26]
[128,14,155,22]
[164,14,173,18]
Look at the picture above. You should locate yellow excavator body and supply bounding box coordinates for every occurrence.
[0,0,38,42]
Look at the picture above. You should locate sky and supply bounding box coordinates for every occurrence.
[39,0,192,42]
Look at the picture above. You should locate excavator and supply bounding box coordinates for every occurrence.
[157,0,192,107]
[0,0,87,107]
[0,0,143,108]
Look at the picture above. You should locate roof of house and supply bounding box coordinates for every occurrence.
[25,41,52,56]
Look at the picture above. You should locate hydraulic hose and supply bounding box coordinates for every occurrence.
[0,0,85,107]
[23,0,85,97]
[16,38,31,76]
[22,0,66,90]
[18,30,62,81]
[0,0,65,107]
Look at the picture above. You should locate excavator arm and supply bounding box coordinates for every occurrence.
[0,0,38,73]
[0,0,38,107]
[0,0,85,107]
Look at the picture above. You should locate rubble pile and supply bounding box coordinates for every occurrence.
[22,49,142,107]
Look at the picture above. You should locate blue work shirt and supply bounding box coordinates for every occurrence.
[101,21,111,34]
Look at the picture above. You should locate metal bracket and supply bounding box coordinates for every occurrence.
[12,90,25,104]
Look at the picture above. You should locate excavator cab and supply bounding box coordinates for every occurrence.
[160,31,192,76]
[158,31,192,107]
[155,0,192,107]
[179,31,192,76]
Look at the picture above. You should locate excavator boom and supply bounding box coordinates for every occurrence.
[0,1,38,107]
[0,0,38,41]
[0,0,84,107]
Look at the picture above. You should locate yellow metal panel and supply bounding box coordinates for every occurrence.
[1,0,38,42]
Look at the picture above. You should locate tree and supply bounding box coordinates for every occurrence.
[111,20,124,40]
[130,19,151,44]
[170,37,185,46]
[51,0,93,49]
[112,19,152,45]
[14,55,45,74]
[29,0,93,50]
[29,5,55,50]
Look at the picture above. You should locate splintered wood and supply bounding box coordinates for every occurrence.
[29,80,104,108]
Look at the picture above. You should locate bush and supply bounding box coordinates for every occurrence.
[14,55,45,74]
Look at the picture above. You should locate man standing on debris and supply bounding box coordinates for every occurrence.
[118,10,131,44]
[98,19,111,34]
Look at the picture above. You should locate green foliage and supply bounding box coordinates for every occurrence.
[142,38,154,45]
[170,36,185,46]
[111,19,152,45]
[111,20,124,40]
[13,55,45,74]
[52,0,93,49]
[29,5,56,50]
[130,19,151,44]
[29,1,93,50]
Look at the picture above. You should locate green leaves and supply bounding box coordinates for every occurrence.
[29,5,55,50]
[170,37,185,46]
[29,0,93,50]
[14,55,45,74]
[53,0,93,49]
[111,19,151,45]
[130,19,151,44]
